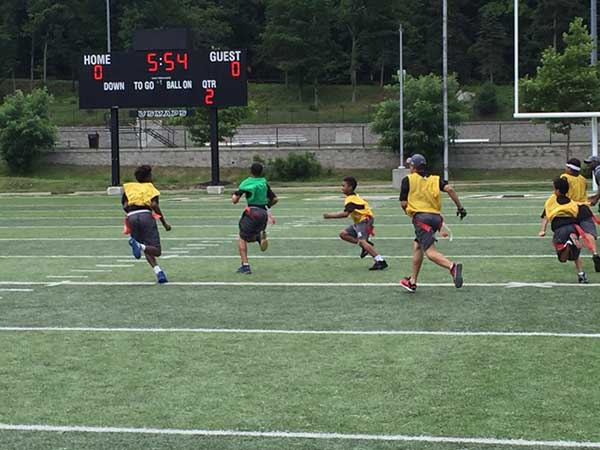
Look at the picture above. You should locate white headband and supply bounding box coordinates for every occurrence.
[566,163,581,172]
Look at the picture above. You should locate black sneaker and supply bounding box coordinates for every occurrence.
[593,254,600,273]
[578,272,589,284]
[236,264,252,275]
[400,277,417,293]
[450,263,463,288]
[369,260,388,270]
[360,240,374,258]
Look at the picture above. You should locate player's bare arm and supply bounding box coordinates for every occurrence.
[538,217,548,237]
[323,211,350,219]
[444,184,467,219]
[151,197,171,231]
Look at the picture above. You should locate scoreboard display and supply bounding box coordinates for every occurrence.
[79,49,247,109]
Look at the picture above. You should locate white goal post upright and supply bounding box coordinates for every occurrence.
[513,0,599,189]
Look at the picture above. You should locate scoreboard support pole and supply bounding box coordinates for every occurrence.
[209,107,220,186]
[110,107,121,186]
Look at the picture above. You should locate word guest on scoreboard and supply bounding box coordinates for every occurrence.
[79,49,247,109]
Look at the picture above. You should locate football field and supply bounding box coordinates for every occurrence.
[0,187,599,450]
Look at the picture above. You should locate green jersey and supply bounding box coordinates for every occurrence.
[237,177,272,206]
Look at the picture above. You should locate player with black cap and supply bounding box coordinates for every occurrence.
[560,158,600,272]
[398,154,467,292]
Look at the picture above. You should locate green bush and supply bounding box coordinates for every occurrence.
[256,152,322,181]
[475,81,499,116]
[0,89,56,174]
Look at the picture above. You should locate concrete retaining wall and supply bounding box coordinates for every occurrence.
[42,143,593,170]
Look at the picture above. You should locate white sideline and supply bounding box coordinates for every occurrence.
[0,281,598,288]
[0,236,549,241]
[1,327,600,339]
[0,423,598,448]
[0,223,543,229]
[0,254,561,259]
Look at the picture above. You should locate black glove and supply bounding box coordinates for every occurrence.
[457,207,467,220]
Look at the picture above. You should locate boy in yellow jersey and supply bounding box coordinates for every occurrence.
[122,165,172,284]
[560,158,600,272]
[323,176,388,270]
[539,177,588,283]
[399,154,466,293]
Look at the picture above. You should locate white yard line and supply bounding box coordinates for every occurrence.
[1,327,600,339]
[0,254,560,259]
[0,223,544,229]
[95,264,134,268]
[0,289,34,293]
[46,275,89,279]
[0,423,597,448]
[0,281,596,288]
[0,236,549,241]
[70,269,112,273]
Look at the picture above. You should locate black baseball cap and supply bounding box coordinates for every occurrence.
[409,154,427,169]
[584,155,600,164]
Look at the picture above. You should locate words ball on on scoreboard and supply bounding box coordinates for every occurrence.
[79,49,247,109]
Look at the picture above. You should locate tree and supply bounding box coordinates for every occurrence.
[0,89,56,173]
[521,17,600,159]
[474,81,499,116]
[469,2,508,82]
[118,0,232,49]
[371,73,467,167]
[261,0,339,107]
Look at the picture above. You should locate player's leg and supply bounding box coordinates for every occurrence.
[340,226,359,244]
[579,216,600,272]
[354,221,387,270]
[237,211,255,274]
[411,240,424,283]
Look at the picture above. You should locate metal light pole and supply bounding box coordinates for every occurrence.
[399,24,404,168]
[592,0,599,190]
[106,0,111,53]
[442,0,449,180]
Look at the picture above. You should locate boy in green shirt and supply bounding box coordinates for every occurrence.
[232,163,278,274]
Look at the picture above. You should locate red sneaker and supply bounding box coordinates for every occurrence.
[400,277,417,293]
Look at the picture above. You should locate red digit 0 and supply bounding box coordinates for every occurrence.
[205,88,215,105]
[147,52,158,72]
[93,64,103,80]
[231,61,241,78]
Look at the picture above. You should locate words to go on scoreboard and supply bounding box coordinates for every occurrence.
[79,49,247,109]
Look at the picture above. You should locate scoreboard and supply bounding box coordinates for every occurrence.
[79,49,247,109]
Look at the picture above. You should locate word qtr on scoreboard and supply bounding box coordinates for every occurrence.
[79,49,247,110]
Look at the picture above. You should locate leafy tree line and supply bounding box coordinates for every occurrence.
[0,0,595,97]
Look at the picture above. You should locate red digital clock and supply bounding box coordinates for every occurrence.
[146,51,189,72]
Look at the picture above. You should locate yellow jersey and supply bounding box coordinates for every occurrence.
[560,173,588,205]
[405,173,442,217]
[344,194,373,224]
[123,182,160,208]
[543,194,579,221]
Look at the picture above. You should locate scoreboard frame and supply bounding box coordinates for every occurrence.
[79,49,247,109]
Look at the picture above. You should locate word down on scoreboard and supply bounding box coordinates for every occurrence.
[79,50,247,109]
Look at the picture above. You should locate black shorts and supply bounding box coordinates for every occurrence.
[412,213,442,251]
[239,207,268,242]
[128,211,160,247]
[552,224,580,261]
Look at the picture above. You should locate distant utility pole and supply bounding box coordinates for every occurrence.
[399,24,404,168]
[442,0,449,180]
[592,0,598,190]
